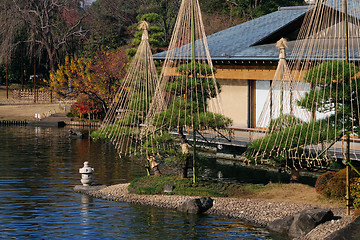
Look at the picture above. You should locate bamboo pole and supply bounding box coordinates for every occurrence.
[344,0,351,216]
[191,0,197,184]
[345,0,349,63]
[346,133,351,215]
[145,26,150,176]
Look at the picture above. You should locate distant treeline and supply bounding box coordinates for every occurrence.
[0,0,305,85]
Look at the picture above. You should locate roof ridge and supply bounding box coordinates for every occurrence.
[278,5,312,11]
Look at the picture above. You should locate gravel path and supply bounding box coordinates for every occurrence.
[0,103,62,120]
[81,183,354,240]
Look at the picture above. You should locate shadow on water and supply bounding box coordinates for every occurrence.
[201,156,318,187]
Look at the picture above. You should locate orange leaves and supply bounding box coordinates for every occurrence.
[49,47,129,111]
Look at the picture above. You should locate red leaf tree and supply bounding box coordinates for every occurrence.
[50,47,128,114]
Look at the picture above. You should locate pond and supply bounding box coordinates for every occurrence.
[0,126,287,239]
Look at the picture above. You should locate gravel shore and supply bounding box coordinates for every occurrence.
[80,183,354,240]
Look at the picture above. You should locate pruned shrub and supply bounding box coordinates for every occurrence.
[315,171,335,196]
[351,177,360,210]
[315,169,357,200]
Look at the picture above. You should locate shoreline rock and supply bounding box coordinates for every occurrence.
[177,197,214,214]
[74,183,355,240]
[268,207,334,238]
[324,216,360,240]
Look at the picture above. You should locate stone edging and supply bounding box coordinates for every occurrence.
[74,183,355,240]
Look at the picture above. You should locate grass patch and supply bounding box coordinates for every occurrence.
[128,174,345,208]
[128,174,256,197]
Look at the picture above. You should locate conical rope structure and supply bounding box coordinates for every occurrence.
[247,0,360,175]
[94,21,159,158]
[256,38,312,130]
[141,0,232,181]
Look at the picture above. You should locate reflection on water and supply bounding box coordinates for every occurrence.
[0,126,284,239]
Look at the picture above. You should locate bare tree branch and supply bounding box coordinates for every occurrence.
[5,0,88,72]
[225,0,240,7]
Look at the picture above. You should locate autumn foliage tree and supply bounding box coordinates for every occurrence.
[70,95,103,119]
[49,47,128,113]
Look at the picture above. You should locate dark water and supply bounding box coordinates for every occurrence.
[0,126,283,239]
[202,158,318,186]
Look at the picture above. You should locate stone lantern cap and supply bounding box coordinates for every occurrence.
[79,161,94,174]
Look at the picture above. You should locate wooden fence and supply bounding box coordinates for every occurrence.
[12,89,58,103]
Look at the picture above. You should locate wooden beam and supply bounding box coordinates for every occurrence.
[163,65,304,81]
[248,80,256,128]
[214,66,304,81]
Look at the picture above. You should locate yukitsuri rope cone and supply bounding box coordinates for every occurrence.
[256,38,311,130]
[247,0,360,174]
[95,21,159,158]
[141,0,232,180]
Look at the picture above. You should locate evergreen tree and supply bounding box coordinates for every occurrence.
[144,62,232,178]
[247,61,359,174]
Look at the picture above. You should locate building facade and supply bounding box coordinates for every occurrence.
[154,3,360,130]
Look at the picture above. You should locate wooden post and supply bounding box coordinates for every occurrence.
[6,59,8,99]
[290,79,293,115]
[280,64,284,119]
[33,58,36,103]
[251,81,256,128]
[270,80,273,122]
[21,69,24,90]
[346,133,351,215]
[310,82,316,121]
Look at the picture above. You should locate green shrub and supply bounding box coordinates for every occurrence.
[351,177,360,210]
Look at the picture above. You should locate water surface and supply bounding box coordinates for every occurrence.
[0,126,284,239]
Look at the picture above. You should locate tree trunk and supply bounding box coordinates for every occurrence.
[290,167,300,183]
[178,126,189,179]
[148,156,161,175]
[152,166,161,175]
[45,42,56,74]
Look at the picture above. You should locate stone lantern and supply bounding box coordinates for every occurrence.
[79,161,94,186]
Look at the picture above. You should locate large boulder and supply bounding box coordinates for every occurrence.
[288,207,334,238]
[267,215,294,234]
[177,197,214,214]
[325,216,360,240]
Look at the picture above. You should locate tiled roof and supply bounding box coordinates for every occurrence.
[203,7,307,61]
[153,1,360,62]
[153,6,308,61]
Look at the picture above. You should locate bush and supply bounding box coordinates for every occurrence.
[316,169,357,200]
[315,171,335,196]
[326,169,347,199]
[351,177,360,210]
